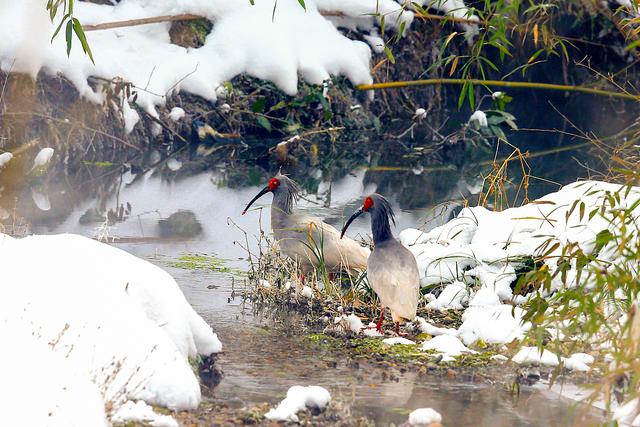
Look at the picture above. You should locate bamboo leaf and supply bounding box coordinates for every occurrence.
[51,13,71,43]
[449,56,459,76]
[443,31,459,49]
[297,0,306,9]
[72,18,94,63]
[256,116,272,132]
[65,20,73,56]
[384,46,396,64]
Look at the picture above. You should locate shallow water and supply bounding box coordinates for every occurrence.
[9,163,603,426]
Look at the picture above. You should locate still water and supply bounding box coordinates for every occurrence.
[4,158,605,425]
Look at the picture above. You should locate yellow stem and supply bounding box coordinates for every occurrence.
[355,79,640,101]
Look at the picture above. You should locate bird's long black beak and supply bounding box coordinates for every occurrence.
[340,207,364,239]
[242,186,270,215]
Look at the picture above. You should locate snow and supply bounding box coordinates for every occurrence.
[421,335,475,361]
[168,107,185,122]
[401,180,640,352]
[0,233,222,424]
[426,281,469,310]
[32,147,54,169]
[458,305,529,345]
[0,0,477,132]
[112,401,178,427]
[614,398,640,426]
[414,107,427,120]
[414,316,458,336]
[167,158,182,171]
[0,324,108,426]
[265,385,331,422]
[570,352,595,365]
[0,152,12,167]
[383,337,416,345]
[408,407,442,425]
[513,347,561,366]
[334,314,364,334]
[469,110,488,127]
[512,347,591,371]
[363,322,384,337]
[301,285,314,298]
[259,279,272,288]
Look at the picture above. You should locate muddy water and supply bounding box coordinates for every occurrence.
[19,169,603,426]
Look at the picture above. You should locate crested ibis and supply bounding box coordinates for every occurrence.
[242,174,369,275]
[341,194,420,334]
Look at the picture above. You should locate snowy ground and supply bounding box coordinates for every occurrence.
[0,233,222,426]
[0,0,474,133]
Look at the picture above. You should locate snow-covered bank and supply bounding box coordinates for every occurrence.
[0,0,473,133]
[399,180,640,348]
[320,181,639,371]
[0,233,221,425]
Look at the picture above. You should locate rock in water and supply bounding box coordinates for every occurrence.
[158,210,202,238]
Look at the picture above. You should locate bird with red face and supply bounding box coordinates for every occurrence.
[242,173,370,275]
[341,194,420,335]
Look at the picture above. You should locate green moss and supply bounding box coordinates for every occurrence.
[306,333,500,368]
[82,161,114,167]
[168,254,245,275]
[188,18,212,44]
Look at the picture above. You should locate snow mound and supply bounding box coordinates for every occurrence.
[112,400,178,427]
[414,317,458,336]
[0,233,221,424]
[334,314,364,334]
[513,347,592,371]
[265,385,331,422]
[0,0,476,132]
[408,407,442,425]
[421,335,475,362]
[403,180,640,348]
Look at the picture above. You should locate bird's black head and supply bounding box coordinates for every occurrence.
[340,193,395,243]
[242,173,301,215]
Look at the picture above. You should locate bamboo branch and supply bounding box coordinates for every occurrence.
[81,10,478,33]
[83,14,202,32]
[355,78,640,101]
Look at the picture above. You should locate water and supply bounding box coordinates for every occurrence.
[3,161,606,426]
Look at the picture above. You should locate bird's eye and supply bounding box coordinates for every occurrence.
[268,178,280,191]
[363,196,374,211]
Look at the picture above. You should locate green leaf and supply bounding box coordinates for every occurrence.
[256,116,272,132]
[51,13,71,43]
[72,18,94,63]
[384,46,396,64]
[65,20,73,56]
[467,82,475,109]
[251,98,266,113]
[297,0,306,9]
[269,100,287,112]
[458,82,468,109]
[249,0,254,4]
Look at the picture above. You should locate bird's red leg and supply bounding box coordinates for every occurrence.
[375,307,385,333]
[394,322,408,337]
[299,272,305,284]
